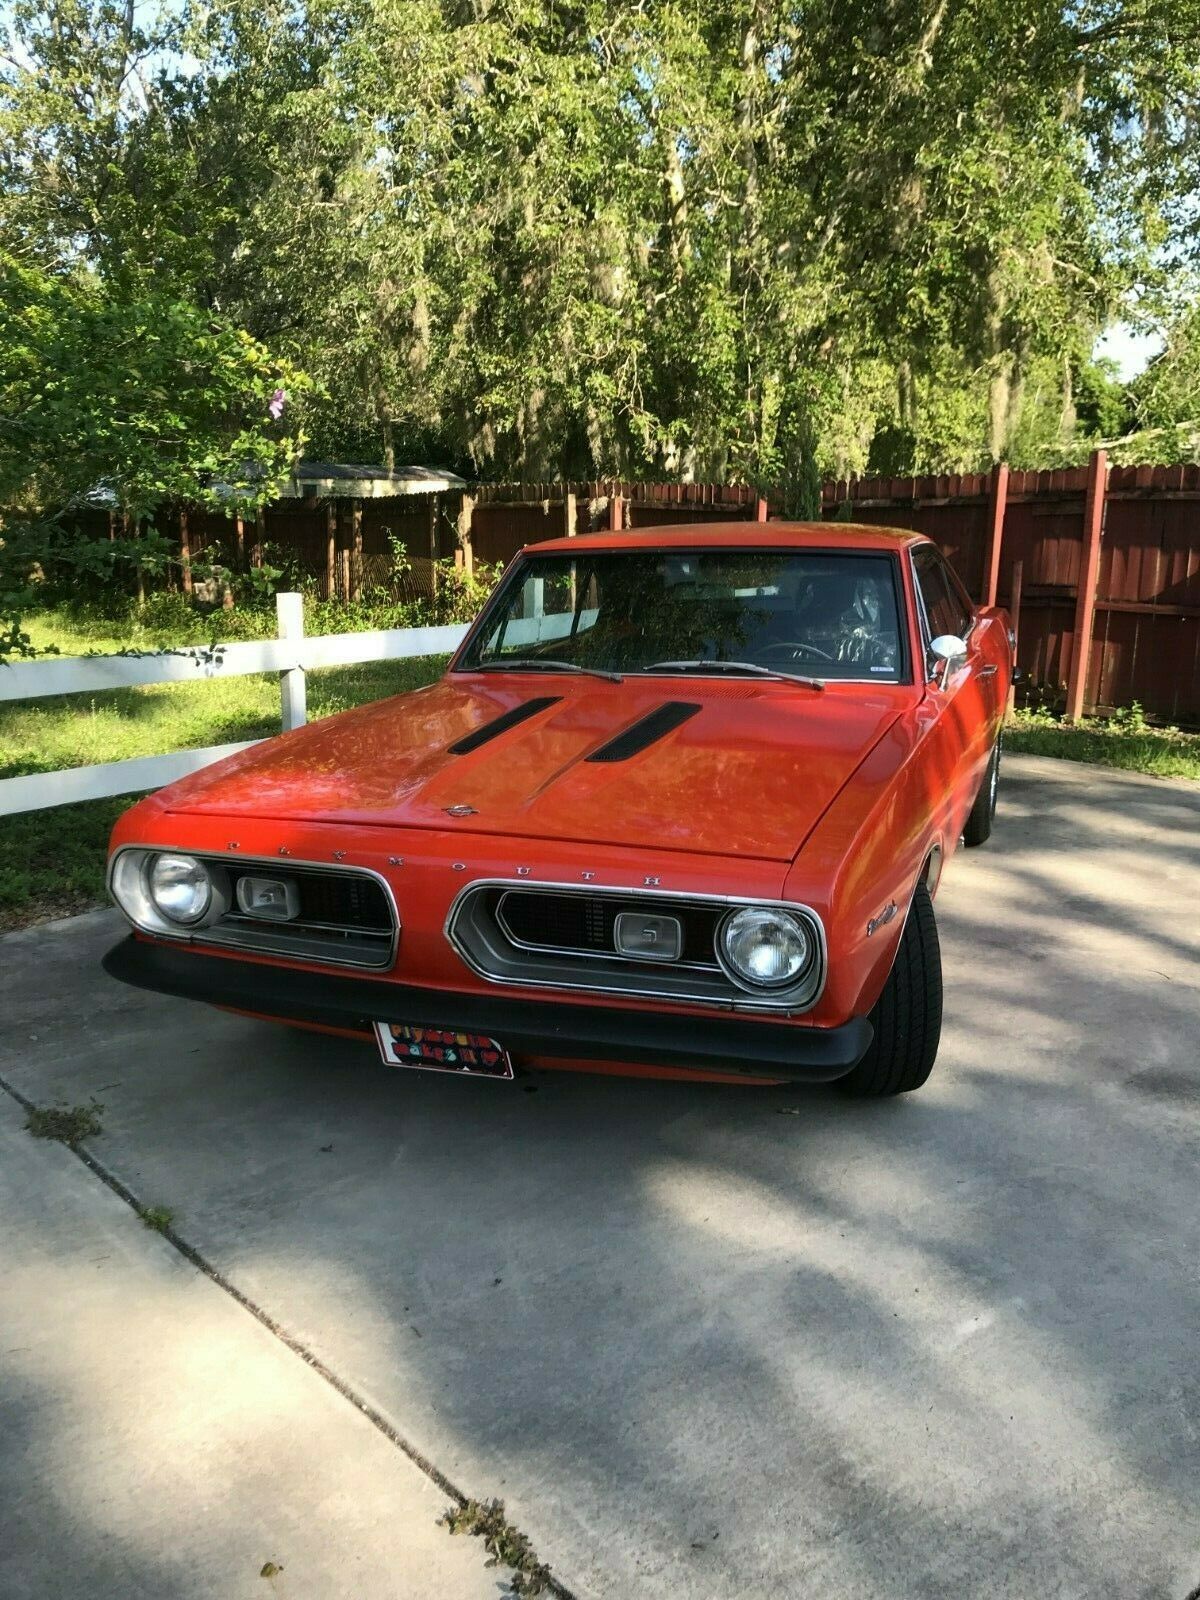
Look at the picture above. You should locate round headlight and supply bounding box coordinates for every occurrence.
[718,906,812,990]
[147,853,212,925]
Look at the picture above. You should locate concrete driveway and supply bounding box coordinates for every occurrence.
[2,754,1198,1600]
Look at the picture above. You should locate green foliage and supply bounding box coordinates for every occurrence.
[1124,302,1200,462]
[441,1499,553,1597]
[0,0,312,657]
[1006,706,1200,780]
[1074,358,1132,441]
[0,793,133,931]
[3,0,1200,538]
[25,1098,104,1146]
[0,254,308,517]
[138,1205,176,1233]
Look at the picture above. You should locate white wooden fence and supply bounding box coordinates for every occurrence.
[0,593,469,817]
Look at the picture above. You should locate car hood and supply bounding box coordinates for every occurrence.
[161,674,906,863]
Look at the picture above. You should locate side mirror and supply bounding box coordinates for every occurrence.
[928,634,968,677]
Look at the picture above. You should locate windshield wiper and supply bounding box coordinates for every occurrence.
[470,658,624,683]
[642,659,824,690]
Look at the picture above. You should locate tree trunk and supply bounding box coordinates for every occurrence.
[350,498,363,601]
[179,506,193,597]
[131,514,145,608]
[1059,351,1077,442]
[663,138,689,280]
[325,502,337,600]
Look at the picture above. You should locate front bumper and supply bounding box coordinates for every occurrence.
[102,936,871,1081]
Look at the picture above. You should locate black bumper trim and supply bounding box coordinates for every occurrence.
[102,936,871,1081]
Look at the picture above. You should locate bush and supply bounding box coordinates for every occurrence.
[304,555,504,635]
[21,553,506,655]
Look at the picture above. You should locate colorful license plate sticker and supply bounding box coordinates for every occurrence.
[374,1022,514,1080]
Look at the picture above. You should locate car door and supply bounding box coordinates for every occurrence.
[911,545,994,842]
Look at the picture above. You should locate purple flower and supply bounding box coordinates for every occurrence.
[268,387,286,420]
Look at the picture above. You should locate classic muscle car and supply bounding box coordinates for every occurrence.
[103,522,1012,1096]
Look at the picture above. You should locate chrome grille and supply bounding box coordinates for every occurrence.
[202,860,396,969]
[496,889,721,969]
[446,880,824,1013]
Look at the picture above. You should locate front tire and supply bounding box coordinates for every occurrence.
[962,733,1001,847]
[837,882,942,1098]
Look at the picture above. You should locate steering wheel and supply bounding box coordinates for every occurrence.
[758,640,835,663]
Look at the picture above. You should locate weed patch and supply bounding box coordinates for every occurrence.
[139,1204,175,1232]
[25,1098,103,1146]
[441,1499,554,1597]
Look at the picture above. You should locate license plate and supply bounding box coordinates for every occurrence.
[374,1022,514,1080]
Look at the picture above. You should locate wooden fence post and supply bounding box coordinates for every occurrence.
[251,509,265,569]
[338,507,351,601]
[563,490,577,537]
[276,591,307,732]
[1007,558,1023,716]
[983,462,1009,606]
[755,495,769,522]
[1065,449,1108,722]
[608,492,624,531]
[324,503,337,600]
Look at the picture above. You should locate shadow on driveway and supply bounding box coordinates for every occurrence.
[2,756,1198,1600]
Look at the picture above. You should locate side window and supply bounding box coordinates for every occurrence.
[940,555,975,636]
[913,548,971,640]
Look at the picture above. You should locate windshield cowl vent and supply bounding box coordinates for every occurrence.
[586,701,701,763]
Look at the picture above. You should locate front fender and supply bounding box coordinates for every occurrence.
[785,706,939,1025]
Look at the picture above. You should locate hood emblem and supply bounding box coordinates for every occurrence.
[444,804,478,818]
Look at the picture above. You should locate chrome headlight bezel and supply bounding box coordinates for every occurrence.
[715,905,817,994]
[109,848,231,937]
[445,880,827,1013]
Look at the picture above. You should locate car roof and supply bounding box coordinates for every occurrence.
[523,520,928,556]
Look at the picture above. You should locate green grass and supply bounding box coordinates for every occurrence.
[1006,705,1200,781]
[1,607,447,929]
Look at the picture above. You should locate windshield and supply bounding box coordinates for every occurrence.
[459,548,907,682]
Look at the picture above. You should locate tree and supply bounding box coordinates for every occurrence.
[0,253,309,654]
[1125,302,1200,460]
[4,0,1200,498]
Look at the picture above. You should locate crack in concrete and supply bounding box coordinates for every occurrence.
[0,1068,578,1600]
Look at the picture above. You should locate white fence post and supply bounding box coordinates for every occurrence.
[276,591,307,731]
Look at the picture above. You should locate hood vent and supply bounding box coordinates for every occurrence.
[586,700,701,763]
[448,696,561,755]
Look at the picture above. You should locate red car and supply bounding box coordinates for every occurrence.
[104,523,1012,1096]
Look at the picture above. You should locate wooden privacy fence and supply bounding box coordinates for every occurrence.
[822,455,1200,724]
[462,461,1200,723]
[0,595,468,817]
[55,463,1200,725]
[463,480,766,567]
